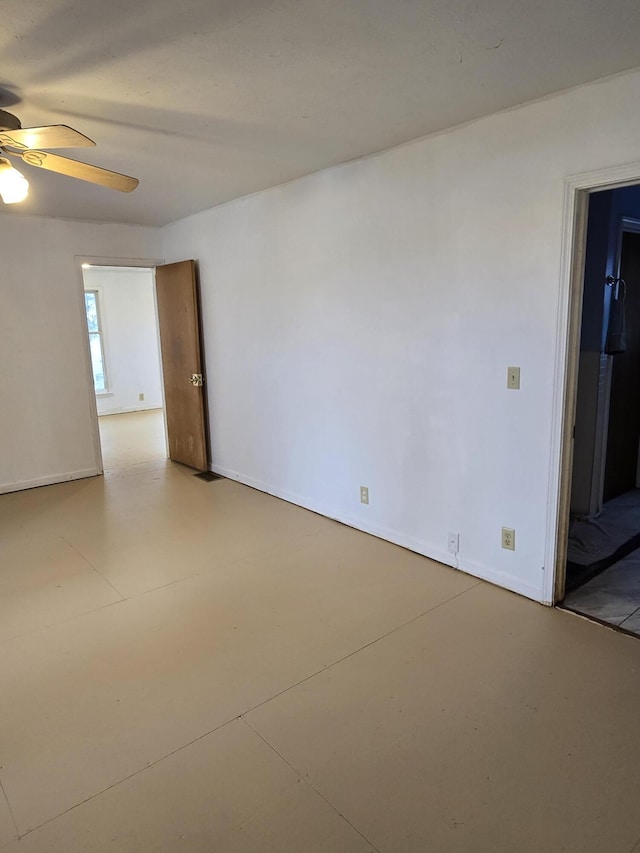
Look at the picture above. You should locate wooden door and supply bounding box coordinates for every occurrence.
[155,260,209,471]
[604,231,640,501]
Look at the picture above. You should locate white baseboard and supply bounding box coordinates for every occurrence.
[211,464,545,604]
[455,556,543,602]
[98,405,163,416]
[0,467,101,495]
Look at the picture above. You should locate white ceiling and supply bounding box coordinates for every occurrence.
[2,0,640,226]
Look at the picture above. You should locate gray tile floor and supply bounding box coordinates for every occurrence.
[567,489,640,567]
[562,548,640,632]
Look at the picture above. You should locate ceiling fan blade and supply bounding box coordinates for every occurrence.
[20,150,139,192]
[0,125,95,150]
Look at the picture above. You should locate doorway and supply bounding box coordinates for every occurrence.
[79,257,210,476]
[557,185,640,635]
[82,264,168,471]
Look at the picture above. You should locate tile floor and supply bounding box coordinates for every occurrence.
[562,548,640,633]
[1,414,640,851]
[562,490,640,634]
[565,490,640,593]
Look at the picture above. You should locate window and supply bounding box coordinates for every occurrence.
[84,290,107,392]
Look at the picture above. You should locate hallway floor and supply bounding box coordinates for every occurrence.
[1,460,640,851]
[98,409,166,470]
[563,490,640,636]
[562,547,640,633]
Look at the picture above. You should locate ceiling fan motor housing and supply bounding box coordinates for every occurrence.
[0,110,21,132]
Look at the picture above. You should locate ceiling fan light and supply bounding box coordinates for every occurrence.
[0,159,29,203]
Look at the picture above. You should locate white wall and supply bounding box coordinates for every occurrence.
[82,267,163,416]
[0,215,160,493]
[161,68,640,604]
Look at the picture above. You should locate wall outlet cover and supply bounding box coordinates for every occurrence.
[360,486,369,505]
[501,527,515,550]
[448,532,460,553]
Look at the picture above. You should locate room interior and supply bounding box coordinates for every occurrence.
[3,1,640,850]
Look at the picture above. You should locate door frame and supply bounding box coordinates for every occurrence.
[74,255,165,474]
[546,162,640,604]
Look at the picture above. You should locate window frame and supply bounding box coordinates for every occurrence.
[84,288,110,395]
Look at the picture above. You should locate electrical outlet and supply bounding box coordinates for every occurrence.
[360,486,369,505]
[138,392,145,401]
[507,366,520,390]
[501,527,515,551]
[448,532,459,554]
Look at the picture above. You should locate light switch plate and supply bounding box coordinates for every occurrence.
[507,366,520,390]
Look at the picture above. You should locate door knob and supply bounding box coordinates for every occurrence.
[188,374,204,386]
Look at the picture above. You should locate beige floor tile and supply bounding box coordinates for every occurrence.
[0,535,122,643]
[98,410,167,471]
[247,583,640,853]
[1,720,374,853]
[0,479,96,542]
[0,534,472,833]
[2,473,225,599]
[222,528,479,653]
[0,790,17,849]
[61,480,360,598]
[5,411,640,851]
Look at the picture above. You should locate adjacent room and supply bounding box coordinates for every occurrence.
[2,2,640,851]
[563,185,640,634]
[81,265,167,470]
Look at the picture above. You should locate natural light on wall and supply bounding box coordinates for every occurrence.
[0,158,29,203]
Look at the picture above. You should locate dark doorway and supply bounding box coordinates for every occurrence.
[604,232,640,502]
[561,186,640,635]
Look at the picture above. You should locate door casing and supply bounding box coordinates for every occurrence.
[547,163,640,604]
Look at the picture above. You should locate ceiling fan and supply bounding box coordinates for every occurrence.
[0,109,139,204]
